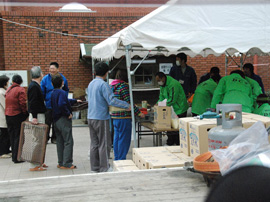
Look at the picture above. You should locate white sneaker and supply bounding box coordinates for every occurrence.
[107,167,113,172]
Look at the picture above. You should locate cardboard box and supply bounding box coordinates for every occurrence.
[165,146,181,153]
[132,147,169,168]
[242,118,257,129]
[179,117,199,156]
[173,152,193,162]
[153,106,171,130]
[115,166,140,171]
[113,160,136,168]
[189,120,216,158]
[148,155,186,169]
[138,152,175,169]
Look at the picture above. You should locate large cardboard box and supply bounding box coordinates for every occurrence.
[173,152,193,162]
[165,146,181,153]
[115,166,140,171]
[132,147,169,168]
[189,120,216,158]
[179,117,199,156]
[113,160,136,168]
[242,118,257,129]
[153,106,171,130]
[148,155,186,169]
[243,114,270,142]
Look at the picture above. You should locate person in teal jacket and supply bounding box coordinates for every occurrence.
[155,72,188,145]
[192,74,220,116]
[254,94,270,117]
[211,70,253,113]
[245,77,262,112]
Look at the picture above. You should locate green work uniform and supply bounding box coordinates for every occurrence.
[158,76,189,115]
[211,73,253,113]
[253,103,270,117]
[245,77,262,112]
[192,78,217,115]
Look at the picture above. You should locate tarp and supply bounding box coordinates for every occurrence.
[92,0,270,60]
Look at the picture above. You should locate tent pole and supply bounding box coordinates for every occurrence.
[91,57,95,79]
[125,45,137,148]
[225,54,228,76]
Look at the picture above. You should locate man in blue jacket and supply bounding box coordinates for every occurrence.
[41,62,69,143]
[169,53,197,97]
[88,62,130,172]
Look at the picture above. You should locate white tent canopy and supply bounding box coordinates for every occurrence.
[91,0,270,148]
[92,0,270,60]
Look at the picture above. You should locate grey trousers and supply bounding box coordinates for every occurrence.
[54,116,74,168]
[88,119,111,172]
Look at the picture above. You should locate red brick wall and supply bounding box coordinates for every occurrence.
[1,11,146,91]
[10,6,156,13]
[7,0,168,4]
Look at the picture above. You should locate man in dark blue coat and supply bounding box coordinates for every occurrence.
[169,53,197,97]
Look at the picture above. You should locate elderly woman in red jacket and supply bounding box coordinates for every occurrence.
[5,75,28,163]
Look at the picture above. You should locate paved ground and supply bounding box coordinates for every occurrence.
[0,123,164,181]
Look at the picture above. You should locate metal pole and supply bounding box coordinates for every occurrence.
[91,57,95,79]
[125,45,137,148]
[225,53,228,76]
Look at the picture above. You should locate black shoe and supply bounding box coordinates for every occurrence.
[51,138,57,144]
[14,160,25,164]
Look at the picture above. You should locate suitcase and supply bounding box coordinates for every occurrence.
[17,121,48,164]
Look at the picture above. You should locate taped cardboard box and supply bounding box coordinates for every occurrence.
[153,106,171,130]
[242,118,257,129]
[137,152,175,170]
[165,146,181,153]
[189,120,216,158]
[113,160,136,168]
[148,155,186,169]
[179,117,199,156]
[132,147,168,167]
[173,152,193,162]
[115,166,140,171]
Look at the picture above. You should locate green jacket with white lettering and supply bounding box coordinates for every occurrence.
[192,78,217,115]
[211,73,253,112]
[158,76,189,115]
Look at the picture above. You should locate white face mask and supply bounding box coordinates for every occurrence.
[158,81,164,86]
[176,60,180,66]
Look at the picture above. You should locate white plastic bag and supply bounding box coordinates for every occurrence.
[211,121,270,175]
[171,106,179,129]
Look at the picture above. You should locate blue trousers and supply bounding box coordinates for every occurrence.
[113,119,132,160]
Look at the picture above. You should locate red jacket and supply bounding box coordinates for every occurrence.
[5,83,27,116]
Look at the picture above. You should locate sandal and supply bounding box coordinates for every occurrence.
[29,166,47,171]
[42,164,48,168]
[60,165,77,169]
[57,165,61,168]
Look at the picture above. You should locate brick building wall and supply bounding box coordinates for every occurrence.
[1,0,269,93]
[0,11,147,91]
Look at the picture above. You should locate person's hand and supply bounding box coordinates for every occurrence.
[125,105,131,111]
[140,113,145,118]
[77,100,82,103]
[32,118,38,125]
[68,114,73,119]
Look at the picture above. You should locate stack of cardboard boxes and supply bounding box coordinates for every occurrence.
[113,112,270,172]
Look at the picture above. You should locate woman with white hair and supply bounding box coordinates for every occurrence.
[27,66,47,171]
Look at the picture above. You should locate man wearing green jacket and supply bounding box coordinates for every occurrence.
[155,72,189,145]
[245,77,262,112]
[211,70,253,113]
[192,74,220,116]
[254,94,270,117]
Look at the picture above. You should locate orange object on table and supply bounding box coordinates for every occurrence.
[139,108,148,115]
